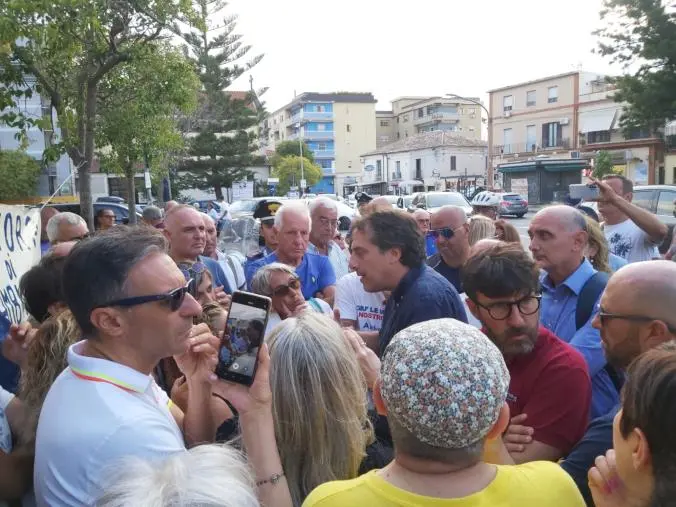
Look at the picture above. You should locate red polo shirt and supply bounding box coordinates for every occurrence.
[506,326,591,454]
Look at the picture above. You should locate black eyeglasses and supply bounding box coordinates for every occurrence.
[95,280,194,312]
[270,276,301,297]
[427,225,465,240]
[473,295,542,320]
[596,304,676,332]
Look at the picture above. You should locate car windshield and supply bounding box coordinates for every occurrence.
[229,200,258,213]
[426,193,469,208]
[502,194,523,201]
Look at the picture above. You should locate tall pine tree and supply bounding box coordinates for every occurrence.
[178,0,266,200]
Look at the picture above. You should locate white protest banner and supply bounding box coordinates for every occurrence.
[0,205,41,324]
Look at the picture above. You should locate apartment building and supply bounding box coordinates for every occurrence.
[489,72,663,203]
[1,76,74,198]
[359,131,487,196]
[263,92,377,195]
[375,96,483,146]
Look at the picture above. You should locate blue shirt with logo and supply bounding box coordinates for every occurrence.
[245,252,336,300]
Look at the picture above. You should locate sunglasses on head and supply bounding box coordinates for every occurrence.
[95,280,193,312]
[270,276,301,297]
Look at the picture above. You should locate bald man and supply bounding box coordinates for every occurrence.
[163,205,231,293]
[368,196,393,214]
[164,200,179,212]
[529,205,619,419]
[555,260,676,505]
[426,205,470,292]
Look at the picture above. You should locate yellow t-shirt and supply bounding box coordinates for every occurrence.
[302,461,585,507]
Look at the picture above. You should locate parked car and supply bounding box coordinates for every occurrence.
[497,193,529,218]
[583,184,676,254]
[48,201,142,224]
[396,195,414,210]
[410,191,473,215]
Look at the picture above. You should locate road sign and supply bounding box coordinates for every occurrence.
[300,179,307,188]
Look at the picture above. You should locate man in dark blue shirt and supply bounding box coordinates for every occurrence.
[349,210,467,355]
[426,205,471,294]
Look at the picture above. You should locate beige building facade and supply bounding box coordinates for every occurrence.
[489,72,664,188]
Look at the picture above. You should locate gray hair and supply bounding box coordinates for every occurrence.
[96,444,257,507]
[251,262,296,296]
[309,196,338,216]
[274,201,311,230]
[46,212,86,243]
[142,206,163,221]
[62,226,168,336]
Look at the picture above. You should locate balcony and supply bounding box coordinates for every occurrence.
[313,150,335,159]
[322,165,335,176]
[414,112,460,126]
[493,138,571,157]
[303,130,334,140]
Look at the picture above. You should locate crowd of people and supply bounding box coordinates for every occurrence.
[1,173,675,506]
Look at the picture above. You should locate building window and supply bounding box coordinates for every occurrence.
[418,108,424,118]
[397,132,401,139]
[526,90,536,107]
[526,125,537,151]
[380,120,390,127]
[403,115,409,123]
[587,130,611,144]
[503,128,513,154]
[426,106,434,116]
[542,122,562,147]
[395,160,401,179]
[548,86,558,104]
[628,127,651,139]
[317,123,326,131]
[346,124,351,133]
[316,105,324,112]
[415,159,422,180]
[318,142,327,151]
[376,160,382,180]
[450,155,457,171]
[503,95,513,112]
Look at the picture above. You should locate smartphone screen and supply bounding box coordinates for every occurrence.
[216,291,271,386]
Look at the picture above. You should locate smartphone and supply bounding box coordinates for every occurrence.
[216,291,271,386]
[569,183,600,200]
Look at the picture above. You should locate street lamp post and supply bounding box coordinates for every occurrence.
[296,122,305,197]
[446,93,493,188]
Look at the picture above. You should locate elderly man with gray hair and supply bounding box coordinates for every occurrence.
[308,197,348,280]
[245,201,336,306]
[46,212,89,245]
[529,205,619,419]
[251,262,332,336]
[141,205,164,228]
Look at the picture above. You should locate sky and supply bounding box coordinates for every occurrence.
[225,0,622,113]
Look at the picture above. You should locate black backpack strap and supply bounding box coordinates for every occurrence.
[576,271,609,330]
[576,271,624,392]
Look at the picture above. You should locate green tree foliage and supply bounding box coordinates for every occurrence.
[177,0,266,200]
[272,156,321,196]
[270,140,315,164]
[0,151,41,200]
[595,0,676,134]
[593,150,616,179]
[0,0,199,227]
[97,44,200,223]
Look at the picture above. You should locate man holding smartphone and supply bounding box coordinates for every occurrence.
[33,227,221,506]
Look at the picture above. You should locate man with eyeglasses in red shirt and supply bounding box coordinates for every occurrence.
[461,242,591,466]
[426,205,471,293]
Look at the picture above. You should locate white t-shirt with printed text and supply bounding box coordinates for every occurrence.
[335,272,386,332]
[604,219,660,263]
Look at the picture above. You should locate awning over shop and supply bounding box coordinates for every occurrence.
[498,159,588,174]
[579,109,617,133]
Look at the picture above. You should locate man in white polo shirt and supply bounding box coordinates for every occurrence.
[34,226,220,506]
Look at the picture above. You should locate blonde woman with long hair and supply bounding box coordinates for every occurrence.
[468,215,496,246]
[266,312,390,506]
[19,310,81,447]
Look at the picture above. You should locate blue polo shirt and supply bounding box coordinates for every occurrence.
[379,264,467,354]
[245,252,336,300]
[200,256,232,294]
[540,259,619,419]
[426,253,462,293]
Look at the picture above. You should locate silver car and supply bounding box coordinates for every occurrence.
[498,193,528,218]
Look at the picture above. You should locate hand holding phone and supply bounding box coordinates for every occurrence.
[216,291,271,386]
[569,183,600,201]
